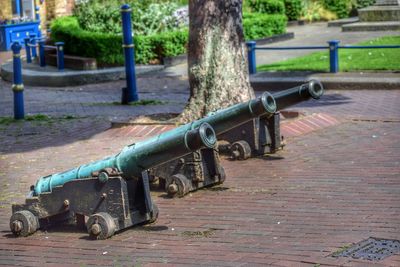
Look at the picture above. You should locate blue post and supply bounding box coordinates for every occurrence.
[24,37,32,63]
[328,40,340,73]
[121,4,139,104]
[55,42,65,71]
[29,34,37,58]
[11,42,25,120]
[35,6,42,38]
[15,0,21,16]
[246,41,257,75]
[38,39,45,67]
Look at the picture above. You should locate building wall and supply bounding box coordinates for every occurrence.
[45,0,75,21]
[0,0,14,20]
[0,0,75,30]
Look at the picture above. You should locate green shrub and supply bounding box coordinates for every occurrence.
[74,0,183,36]
[51,16,188,65]
[248,0,286,14]
[302,0,337,22]
[51,10,287,65]
[243,13,287,40]
[322,0,352,19]
[284,0,304,21]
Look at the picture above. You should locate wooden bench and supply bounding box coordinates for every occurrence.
[44,49,97,70]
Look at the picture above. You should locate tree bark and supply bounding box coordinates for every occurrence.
[178,0,255,123]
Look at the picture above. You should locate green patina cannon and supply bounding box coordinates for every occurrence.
[151,80,324,197]
[150,90,278,197]
[10,80,324,239]
[10,122,218,239]
[219,79,324,159]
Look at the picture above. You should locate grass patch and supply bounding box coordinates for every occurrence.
[0,114,78,125]
[258,35,400,72]
[117,99,166,106]
[181,228,216,238]
[331,243,353,257]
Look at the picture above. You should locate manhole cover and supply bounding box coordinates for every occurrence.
[332,237,400,261]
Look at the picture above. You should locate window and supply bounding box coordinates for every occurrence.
[12,0,35,19]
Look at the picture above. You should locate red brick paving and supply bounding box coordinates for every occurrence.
[0,91,399,266]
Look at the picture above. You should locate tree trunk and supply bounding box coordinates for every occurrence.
[178,0,255,123]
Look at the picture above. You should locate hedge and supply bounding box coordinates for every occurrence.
[284,0,304,21]
[51,14,286,65]
[243,13,287,40]
[247,0,286,14]
[51,16,188,65]
[322,0,352,19]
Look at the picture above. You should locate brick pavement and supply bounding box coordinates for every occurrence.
[0,75,400,266]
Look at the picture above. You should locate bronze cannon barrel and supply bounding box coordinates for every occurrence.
[272,80,324,111]
[33,122,217,195]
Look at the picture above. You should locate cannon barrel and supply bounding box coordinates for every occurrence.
[34,82,321,196]
[272,80,324,111]
[33,93,278,196]
[34,122,217,195]
[194,91,277,135]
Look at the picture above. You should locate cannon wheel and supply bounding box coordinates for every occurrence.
[87,212,116,240]
[10,210,38,237]
[166,174,189,198]
[230,140,252,160]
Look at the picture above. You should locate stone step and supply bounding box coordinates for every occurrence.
[328,17,359,27]
[342,21,400,31]
[358,6,400,22]
[375,0,399,6]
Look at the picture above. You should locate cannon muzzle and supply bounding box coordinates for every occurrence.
[194,91,277,135]
[33,122,217,195]
[273,80,324,111]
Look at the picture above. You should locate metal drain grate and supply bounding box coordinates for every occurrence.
[332,237,400,261]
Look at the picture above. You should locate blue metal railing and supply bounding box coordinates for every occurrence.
[24,36,65,71]
[246,40,400,74]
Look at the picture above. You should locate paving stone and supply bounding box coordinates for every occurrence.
[1,70,400,265]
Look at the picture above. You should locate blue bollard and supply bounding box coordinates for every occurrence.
[328,40,340,73]
[121,4,139,104]
[55,42,65,71]
[29,34,37,58]
[11,42,25,120]
[246,41,257,75]
[35,7,42,38]
[38,39,45,67]
[24,37,32,63]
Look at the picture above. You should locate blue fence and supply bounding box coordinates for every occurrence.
[24,35,65,71]
[246,40,400,74]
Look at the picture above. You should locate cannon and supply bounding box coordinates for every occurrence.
[149,91,278,197]
[150,80,324,197]
[219,80,324,159]
[10,122,217,239]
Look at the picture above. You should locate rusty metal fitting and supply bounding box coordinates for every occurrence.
[90,223,102,236]
[167,183,178,195]
[11,220,23,233]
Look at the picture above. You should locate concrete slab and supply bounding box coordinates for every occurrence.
[328,17,359,27]
[342,21,400,31]
[250,71,400,91]
[0,61,164,86]
[0,86,399,265]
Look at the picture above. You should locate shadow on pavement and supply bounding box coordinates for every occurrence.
[291,93,353,108]
[0,117,111,155]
